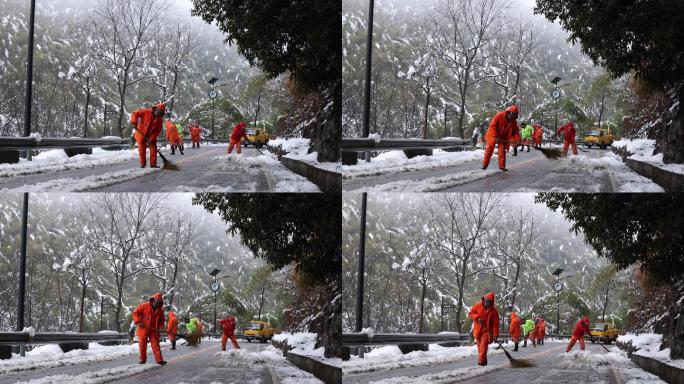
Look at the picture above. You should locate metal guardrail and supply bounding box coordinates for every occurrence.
[0,331,128,346]
[342,332,572,348]
[342,138,471,151]
[0,136,233,150]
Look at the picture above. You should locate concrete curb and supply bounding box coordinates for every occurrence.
[612,147,684,191]
[285,352,342,384]
[279,157,341,194]
[616,340,684,383]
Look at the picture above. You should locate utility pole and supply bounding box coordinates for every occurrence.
[361,0,375,162]
[17,193,29,357]
[355,193,368,357]
[100,297,104,331]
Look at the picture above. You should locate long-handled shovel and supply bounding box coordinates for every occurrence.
[139,325,200,345]
[133,126,179,171]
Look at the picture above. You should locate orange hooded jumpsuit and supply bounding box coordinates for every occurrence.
[132,292,165,364]
[190,125,201,148]
[482,105,520,170]
[131,103,165,168]
[536,317,546,345]
[468,292,500,365]
[219,315,241,351]
[566,316,591,352]
[167,311,178,350]
[557,122,578,155]
[509,312,522,350]
[228,122,248,154]
[533,124,543,147]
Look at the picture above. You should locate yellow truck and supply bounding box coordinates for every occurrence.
[590,322,622,344]
[243,128,273,149]
[584,128,614,149]
[244,320,274,343]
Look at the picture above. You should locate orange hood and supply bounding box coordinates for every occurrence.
[505,105,519,115]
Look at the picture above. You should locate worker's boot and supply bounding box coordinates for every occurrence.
[171,146,176,155]
[523,339,527,347]
[514,342,519,352]
[513,146,518,156]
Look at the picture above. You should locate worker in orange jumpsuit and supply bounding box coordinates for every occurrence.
[130,103,165,168]
[166,307,178,350]
[219,314,241,351]
[132,292,167,365]
[566,316,593,352]
[509,312,522,351]
[468,292,499,366]
[557,121,578,156]
[482,105,520,171]
[536,316,546,345]
[533,123,543,149]
[165,119,184,155]
[190,124,202,149]
[227,122,248,155]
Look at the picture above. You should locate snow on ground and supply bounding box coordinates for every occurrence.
[274,332,342,368]
[367,365,499,384]
[613,139,684,175]
[343,149,483,180]
[0,148,137,179]
[0,168,157,192]
[15,364,156,384]
[348,168,498,192]
[211,154,320,192]
[558,348,665,383]
[214,346,322,384]
[618,333,684,369]
[560,153,664,192]
[0,342,145,375]
[341,343,497,375]
[269,137,341,174]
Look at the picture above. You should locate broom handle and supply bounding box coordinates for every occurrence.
[137,323,187,340]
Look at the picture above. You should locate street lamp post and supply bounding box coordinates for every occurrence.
[361,0,375,162]
[17,193,29,357]
[207,77,219,139]
[440,298,455,332]
[550,77,562,140]
[208,269,230,333]
[23,0,36,162]
[552,268,564,334]
[355,193,368,357]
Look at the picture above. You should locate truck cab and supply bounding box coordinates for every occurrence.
[244,320,274,343]
[243,128,272,149]
[584,128,614,149]
[590,322,621,344]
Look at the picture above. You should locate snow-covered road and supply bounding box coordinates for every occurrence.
[0,339,322,384]
[0,145,319,192]
[343,340,665,384]
[343,148,663,192]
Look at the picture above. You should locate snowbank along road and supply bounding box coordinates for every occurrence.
[343,341,662,384]
[0,146,319,192]
[343,148,663,193]
[0,340,286,384]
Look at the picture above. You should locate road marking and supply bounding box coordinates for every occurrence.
[168,343,220,363]
[508,155,545,170]
[172,148,223,166]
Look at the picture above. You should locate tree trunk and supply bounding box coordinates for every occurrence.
[423,77,431,139]
[254,83,263,128]
[79,281,86,333]
[258,282,266,320]
[313,81,341,162]
[83,87,91,138]
[419,279,427,333]
[602,278,611,322]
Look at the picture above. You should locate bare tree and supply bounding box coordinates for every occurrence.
[150,23,195,113]
[433,0,510,137]
[427,194,503,332]
[91,0,170,137]
[491,22,538,104]
[396,235,438,333]
[399,51,440,139]
[86,194,164,332]
[145,216,196,307]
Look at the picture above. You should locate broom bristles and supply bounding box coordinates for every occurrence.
[538,147,563,160]
[510,358,535,368]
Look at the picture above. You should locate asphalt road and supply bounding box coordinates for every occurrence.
[0,339,273,384]
[0,145,284,192]
[344,342,619,384]
[343,147,658,192]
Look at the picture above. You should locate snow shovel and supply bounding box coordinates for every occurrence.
[481,322,534,368]
[132,126,179,171]
[592,337,611,352]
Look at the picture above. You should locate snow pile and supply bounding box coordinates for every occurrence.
[22,326,36,337]
[348,168,498,193]
[210,154,320,193]
[274,333,342,367]
[613,138,684,175]
[215,346,322,384]
[618,333,684,369]
[268,138,311,156]
[0,342,142,375]
[343,149,484,180]
[558,349,666,383]
[0,148,138,179]
[1,168,157,192]
[367,365,498,384]
[341,343,492,375]
[562,153,664,192]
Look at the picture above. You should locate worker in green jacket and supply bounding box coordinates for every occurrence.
[522,317,536,348]
[520,123,533,153]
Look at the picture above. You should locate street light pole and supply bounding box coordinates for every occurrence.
[23,0,36,162]
[361,0,375,162]
[355,193,368,356]
[17,193,29,357]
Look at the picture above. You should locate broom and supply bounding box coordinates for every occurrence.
[140,325,202,345]
[482,323,534,368]
[133,126,179,171]
[535,146,563,160]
